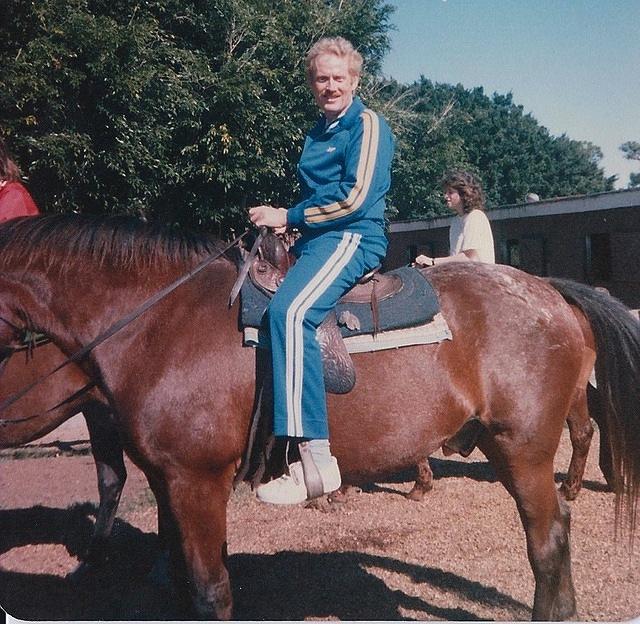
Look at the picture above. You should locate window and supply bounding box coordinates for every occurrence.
[585,233,611,282]
[610,232,640,283]
[506,240,521,268]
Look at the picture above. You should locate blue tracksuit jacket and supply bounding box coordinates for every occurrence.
[287,96,394,244]
[269,97,395,439]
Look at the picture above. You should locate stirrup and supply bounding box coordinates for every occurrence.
[298,441,325,499]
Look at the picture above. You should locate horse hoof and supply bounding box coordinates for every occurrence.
[558,483,578,501]
[406,485,432,501]
[305,495,331,511]
[405,490,426,501]
[330,485,362,504]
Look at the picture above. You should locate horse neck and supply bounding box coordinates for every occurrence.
[0,255,237,356]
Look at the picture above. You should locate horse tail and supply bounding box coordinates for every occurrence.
[548,278,640,539]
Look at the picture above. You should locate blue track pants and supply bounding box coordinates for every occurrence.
[268,231,385,439]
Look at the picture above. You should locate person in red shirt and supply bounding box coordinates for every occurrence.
[0,136,40,222]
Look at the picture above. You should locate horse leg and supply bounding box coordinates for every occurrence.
[68,402,127,581]
[559,388,593,501]
[134,469,208,617]
[597,424,616,491]
[141,472,179,591]
[84,403,127,561]
[479,435,576,621]
[587,385,617,491]
[164,465,235,619]
[406,457,434,501]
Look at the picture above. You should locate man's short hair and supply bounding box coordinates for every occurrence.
[306,37,363,81]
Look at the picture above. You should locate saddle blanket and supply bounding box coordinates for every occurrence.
[240,265,452,353]
[241,265,443,336]
[243,312,452,354]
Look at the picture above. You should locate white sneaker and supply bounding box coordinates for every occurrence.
[256,458,342,505]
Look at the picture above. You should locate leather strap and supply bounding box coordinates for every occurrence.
[0,381,97,427]
[229,226,267,307]
[298,441,325,499]
[371,278,379,336]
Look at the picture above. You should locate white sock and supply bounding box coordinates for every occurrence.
[306,438,333,469]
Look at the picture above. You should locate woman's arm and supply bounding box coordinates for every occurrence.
[415,249,480,266]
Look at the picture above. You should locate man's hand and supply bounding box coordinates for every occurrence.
[249,205,288,234]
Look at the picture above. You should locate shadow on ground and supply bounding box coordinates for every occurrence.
[0,503,530,621]
[374,457,609,497]
[231,550,530,621]
[0,504,174,620]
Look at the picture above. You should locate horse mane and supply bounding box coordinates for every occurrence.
[0,214,236,274]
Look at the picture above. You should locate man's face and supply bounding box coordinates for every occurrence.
[310,54,358,122]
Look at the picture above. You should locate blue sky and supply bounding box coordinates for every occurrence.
[382,0,640,188]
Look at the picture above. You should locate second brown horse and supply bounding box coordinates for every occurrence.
[0,341,126,569]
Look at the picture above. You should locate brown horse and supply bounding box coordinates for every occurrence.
[0,340,127,569]
[0,214,638,621]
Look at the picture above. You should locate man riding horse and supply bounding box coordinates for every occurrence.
[249,37,395,505]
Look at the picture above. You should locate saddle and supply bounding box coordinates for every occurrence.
[248,233,403,306]
[240,233,442,395]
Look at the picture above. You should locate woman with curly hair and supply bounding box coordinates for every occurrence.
[416,170,494,266]
[0,136,39,222]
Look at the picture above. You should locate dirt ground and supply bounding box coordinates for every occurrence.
[1,427,639,622]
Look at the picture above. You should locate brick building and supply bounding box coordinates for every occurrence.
[386,188,640,308]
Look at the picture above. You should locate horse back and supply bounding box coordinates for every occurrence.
[325,262,586,482]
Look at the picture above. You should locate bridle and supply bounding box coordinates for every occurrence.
[0,228,253,424]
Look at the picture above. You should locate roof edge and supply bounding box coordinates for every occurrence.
[389,187,640,233]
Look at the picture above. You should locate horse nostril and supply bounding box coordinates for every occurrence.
[257,262,268,273]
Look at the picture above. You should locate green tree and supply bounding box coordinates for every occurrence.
[379,78,466,220]
[620,141,640,188]
[1,0,616,232]
[378,79,615,219]
[2,0,213,221]
[1,0,393,233]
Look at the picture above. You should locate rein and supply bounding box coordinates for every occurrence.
[229,226,267,307]
[0,229,251,423]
